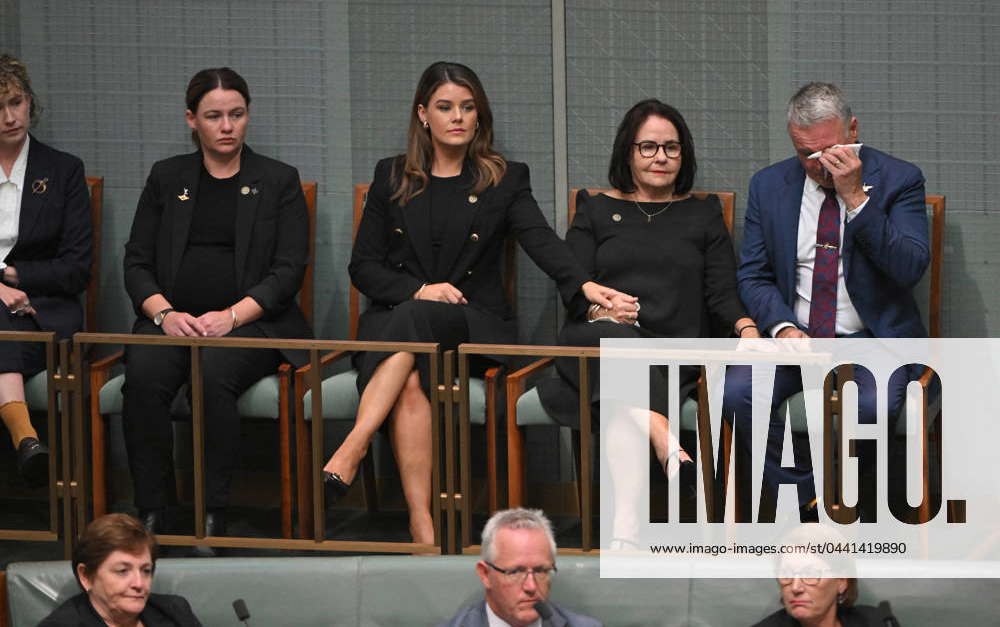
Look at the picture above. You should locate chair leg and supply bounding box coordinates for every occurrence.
[361,454,379,513]
[91,413,108,517]
[293,374,313,539]
[506,396,526,508]
[507,426,527,508]
[484,368,500,513]
[572,429,583,517]
[278,367,292,539]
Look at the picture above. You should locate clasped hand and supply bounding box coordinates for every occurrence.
[583,281,638,323]
[0,283,35,317]
[161,310,234,337]
[414,282,468,304]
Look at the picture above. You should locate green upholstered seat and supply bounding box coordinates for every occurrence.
[7,555,998,627]
[301,370,489,425]
[97,373,284,419]
[514,382,700,431]
[24,371,49,411]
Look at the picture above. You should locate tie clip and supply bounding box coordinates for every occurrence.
[816,243,838,251]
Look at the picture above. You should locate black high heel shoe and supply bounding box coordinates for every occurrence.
[678,459,698,503]
[323,471,351,507]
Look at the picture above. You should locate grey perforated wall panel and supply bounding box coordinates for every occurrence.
[8,0,998,340]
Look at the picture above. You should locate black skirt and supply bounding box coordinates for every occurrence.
[352,300,498,395]
[536,320,699,431]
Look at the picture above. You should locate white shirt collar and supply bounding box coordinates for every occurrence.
[0,134,30,189]
[485,600,542,627]
[805,174,827,195]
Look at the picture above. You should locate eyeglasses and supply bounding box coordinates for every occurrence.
[633,141,682,159]
[778,568,833,586]
[484,561,557,585]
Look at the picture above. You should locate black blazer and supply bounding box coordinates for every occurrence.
[39,591,202,626]
[350,156,588,344]
[123,147,311,365]
[5,135,92,339]
[751,604,884,627]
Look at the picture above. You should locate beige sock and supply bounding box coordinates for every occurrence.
[0,400,35,447]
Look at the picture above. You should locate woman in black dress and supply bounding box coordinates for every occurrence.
[121,68,311,544]
[322,61,621,544]
[537,99,760,544]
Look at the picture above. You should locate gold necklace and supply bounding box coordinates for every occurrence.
[632,198,676,223]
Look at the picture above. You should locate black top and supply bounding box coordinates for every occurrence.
[428,174,460,279]
[38,591,203,627]
[751,604,884,627]
[171,165,239,315]
[566,191,747,335]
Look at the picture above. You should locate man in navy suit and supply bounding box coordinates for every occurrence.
[0,55,91,488]
[438,508,602,627]
[728,82,929,520]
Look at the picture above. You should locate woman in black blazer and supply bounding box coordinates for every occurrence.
[40,513,202,627]
[322,61,621,543]
[0,54,92,488]
[122,68,310,545]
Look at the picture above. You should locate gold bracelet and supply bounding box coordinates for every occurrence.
[230,307,239,330]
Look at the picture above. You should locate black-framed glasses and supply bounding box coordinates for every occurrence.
[484,561,557,585]
[633,140,682,159]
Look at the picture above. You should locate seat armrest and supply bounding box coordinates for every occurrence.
[505,357,555,400]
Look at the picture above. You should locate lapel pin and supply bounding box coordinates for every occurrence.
[612,213,622,222]
[241,185,251,196]
[177,188,189,201]
[468,194,477,204]
[862,183,873,193]
[251,186,258,195]
[31,178,48,194]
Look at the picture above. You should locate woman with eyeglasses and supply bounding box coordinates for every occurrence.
[753,556,891,626]
[321,61,623,545]
[536,99,759,547]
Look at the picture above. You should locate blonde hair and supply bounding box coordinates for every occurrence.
[0,54,39,124]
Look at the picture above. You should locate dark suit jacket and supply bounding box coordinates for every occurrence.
[123,147,311,365]
[737,146,928,338]
[437,599,603,627]
[350,156,588,344]
[5,135,92,339]
[38,591,202,626]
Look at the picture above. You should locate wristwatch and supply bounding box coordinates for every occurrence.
[153,308,175,326]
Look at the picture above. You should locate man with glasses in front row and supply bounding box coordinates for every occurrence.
[439,508,602,627]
